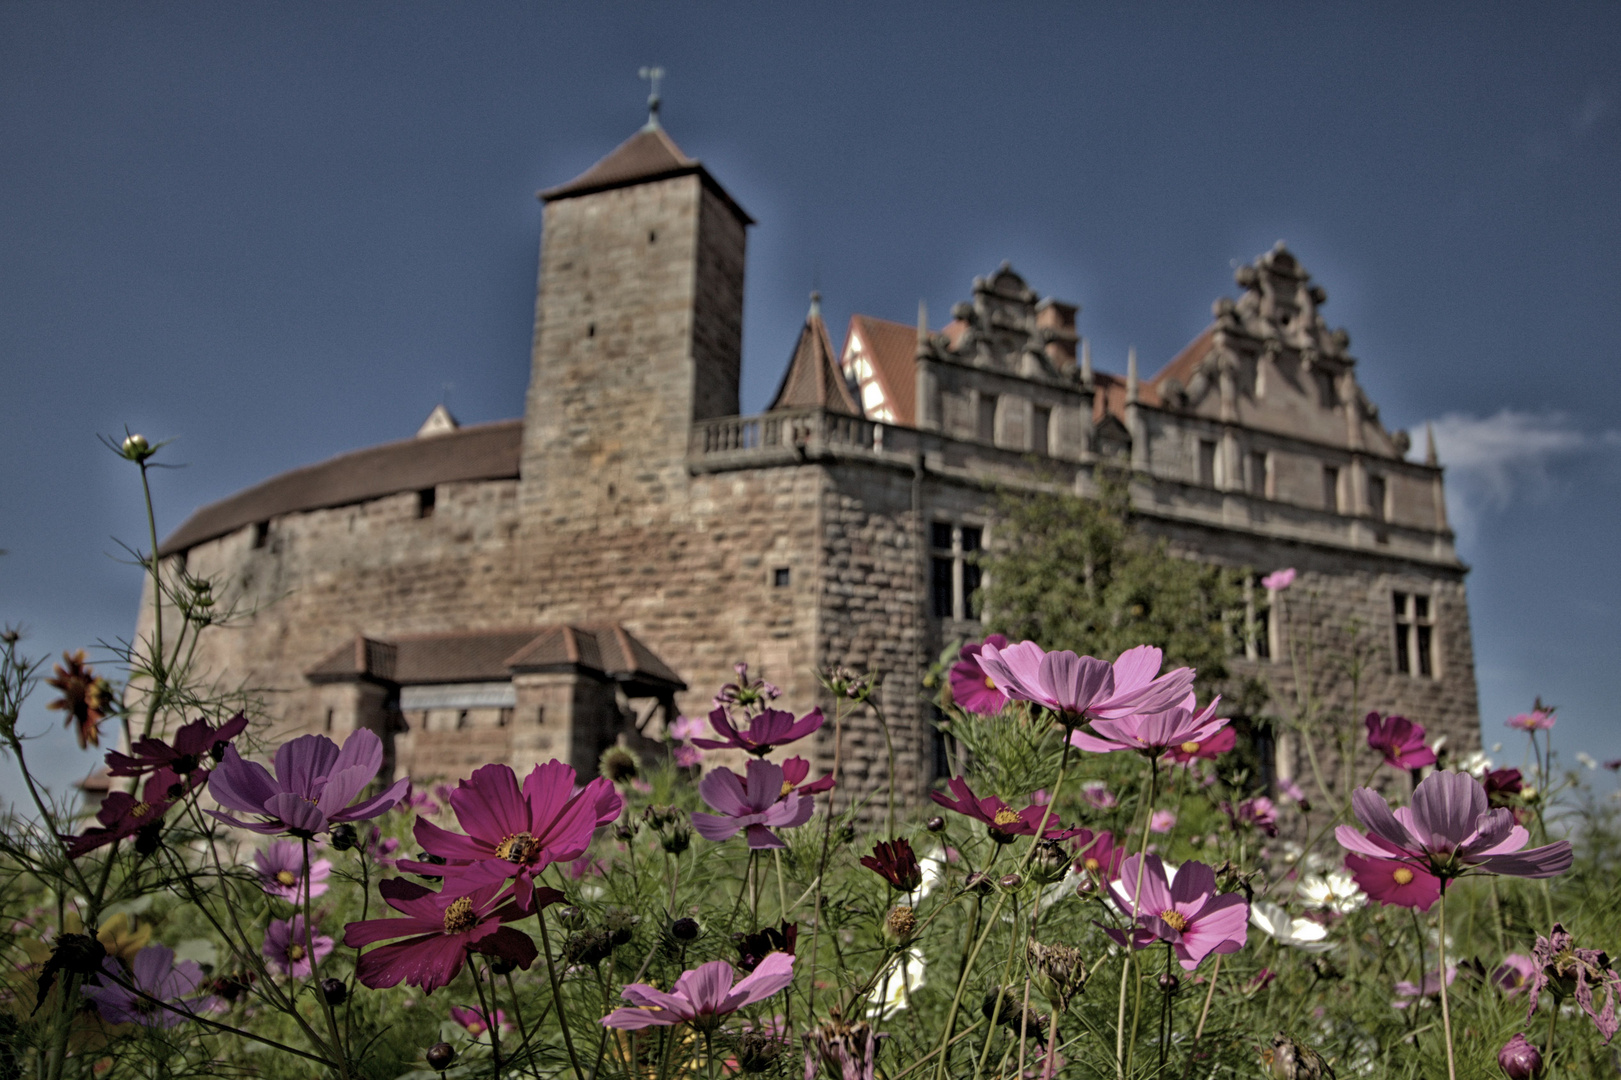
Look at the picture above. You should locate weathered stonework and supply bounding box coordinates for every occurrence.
[140,120,1480,809]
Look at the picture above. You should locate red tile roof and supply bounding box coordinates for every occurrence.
[159,420,523,556]
[768,305,860,415]
[539,126,753,224]
[845,314,919,426]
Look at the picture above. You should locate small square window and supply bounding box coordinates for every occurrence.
[931,522,955,551]
[252,521,269,549]
[417,487,436,518]
[1198,440,1217,487]
[1323,465,1341,512]
[931,556,955,618]
[1031,406,1051,455]
[773,567,791,588]
[977,395,998,443]
[960,526,982,553]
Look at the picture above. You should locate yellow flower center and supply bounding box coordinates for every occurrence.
[275,870,297,887]
[1180,741,1200,754]
[781,781,795,797]
[984,676,996,689]
[443,896,479,934]
[1083,857,1100,872]
[1159,910,1188,932]
[130,802,152,818]
[993,808,1021,827]
[495,833,538,864]
[287,943,306,962]
[1391,868,1414,885]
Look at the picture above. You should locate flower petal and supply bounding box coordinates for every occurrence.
[273,734,341,800]
[208,747,279,814]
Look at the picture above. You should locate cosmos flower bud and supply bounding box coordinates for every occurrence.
[1496,1033,1543,1079]
[998,873,1023,891]
[120,434,153,461]
[1026,938,1088,1011]
[671,917,700,942]
[321,978,348,1006]
[599,746,639,784]
[661,823,691,855]
[488,956,517,975]
[557,906,585,928]
[329,824,358,851]
[737,1029,785,1073]
[1158,972,1180,994]
[425,1042,456,1071]
[965,872,995,895]
[884,905,917,943]
[564,929,615,967]
[1029,839,1070,884]
[613,820,638,841]
[926,816,946,833]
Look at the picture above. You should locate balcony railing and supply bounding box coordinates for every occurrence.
[690,408,921,464]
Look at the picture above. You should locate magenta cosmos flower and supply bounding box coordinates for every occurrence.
[780,756,835,796]
[208,729,408,838]
[978,642,1196,725]
[1165,725,1236,764]
[64,766,186,857]
[692,706,824,756]
[406,760,622,910]
[450,1004,510,1037]
[1507,708,1556,732]
[1494,954,1537,997]
[1068,696,1226,758]
[1104,854,1248,971]
[1342,852,1442,910]
[82,945,214,1027]
[601,952,795,1031]
[254,840,331,901]
[949,634,1010,715]
[106,712,248,780]
[343,878,548,993]
[692,759,815,850]
[1363,712,1437,769]
[264,915,334,977]
[1336,770,1573,886]
[930,776,1080,842]
[1071,829,1125,880]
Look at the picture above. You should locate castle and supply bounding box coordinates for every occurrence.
[143,113,1480,803]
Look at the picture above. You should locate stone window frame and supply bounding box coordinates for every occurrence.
[929,519,986,622]
[1240,574,1274,662]
[1392,589,1438,680]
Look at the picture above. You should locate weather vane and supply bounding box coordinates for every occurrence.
[638,65,664,129]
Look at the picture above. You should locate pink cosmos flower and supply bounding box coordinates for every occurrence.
[254,840,331,901]
[1224,797,1278,837]
[929,776,1080,842]
[1336,770,1573,886]
[207,729,409,838]
[780,756,835,797]
[692,760,815,850]
[404,760,622,910]
[713,662,782,712]
[1149,810,1177,834]
[1070,830,1125,880]
[1507,709,1555,732]
[1494,954,1537,996]
[1363,712,1437,769]
[450,1004,511,1037]
[672,744,702,768]
[949,634,1010,715]
[402,783,441,815]
[82,945,215,1027]
[1276,778,1309,807]
[669,715,709,742]
[105,712,248,780]
[1165,725,1236,764]
[1103,854,1248,971]
[601,953,795,1031]
[978,642,1196,725]
[692,706,824,756]
[1393,965,1456,1008]
[343,878,548,994]
[263,915,334,977]
[1080,782,1117,810]
[1068,697,1227,758]
[1342,853,1442,910]
[1260,568,1296,592]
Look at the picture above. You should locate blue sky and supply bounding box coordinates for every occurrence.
[3,3,1618,802]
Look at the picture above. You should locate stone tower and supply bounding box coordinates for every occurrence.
[520,121,751,523]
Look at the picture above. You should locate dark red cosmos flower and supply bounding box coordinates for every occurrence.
[692,707,824,756]
[106,713,249,780]
[1527,923,1620,1044]
[948,634,1009,715]
[1364,712,1437,769]
[1070,829,1125,880]
[779,757,835,797]
[47,651,114,750]
[64,767,187,857]
[1484,767,1524,807]
[343,878,549,994]
[1165,726,1237,765]
[734,920,796,974]
[930,777,1080,843]
[861,838,923,891]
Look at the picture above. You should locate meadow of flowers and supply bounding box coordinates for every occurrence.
[3,437,1620,1080]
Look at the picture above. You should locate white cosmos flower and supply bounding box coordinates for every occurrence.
[916,850,950,901]
[1298,871,1364,914]
[866,948,925,1019]
[1250,901,1333,953]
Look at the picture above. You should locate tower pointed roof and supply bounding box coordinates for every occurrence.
[540,125,753,223]
[768,294,861,415]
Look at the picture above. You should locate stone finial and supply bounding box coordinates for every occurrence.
[1080,337,1093,385]
[1126,346,1139,404]
[917,298,928,344]
[1425,422,1439,467]
[809,291,822,319]
[417,403,459,438]
[638,66,665,130]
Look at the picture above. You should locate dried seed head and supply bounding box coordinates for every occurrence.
[1026,938,1088,1011]
[884,905,917,943]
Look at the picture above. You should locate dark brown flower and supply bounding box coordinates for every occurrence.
[46,651,113,750]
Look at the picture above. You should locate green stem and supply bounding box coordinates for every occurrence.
[1117,755,1159,1080]
[1436,888,1456,1080]
[538,906,587,1080]
[303,838,348,1080]
[472,956,505,1080]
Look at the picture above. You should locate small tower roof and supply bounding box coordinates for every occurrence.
[769,294,861,415]
[539,126,753,223]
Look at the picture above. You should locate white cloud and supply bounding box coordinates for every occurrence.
[1414,409,1621,543]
